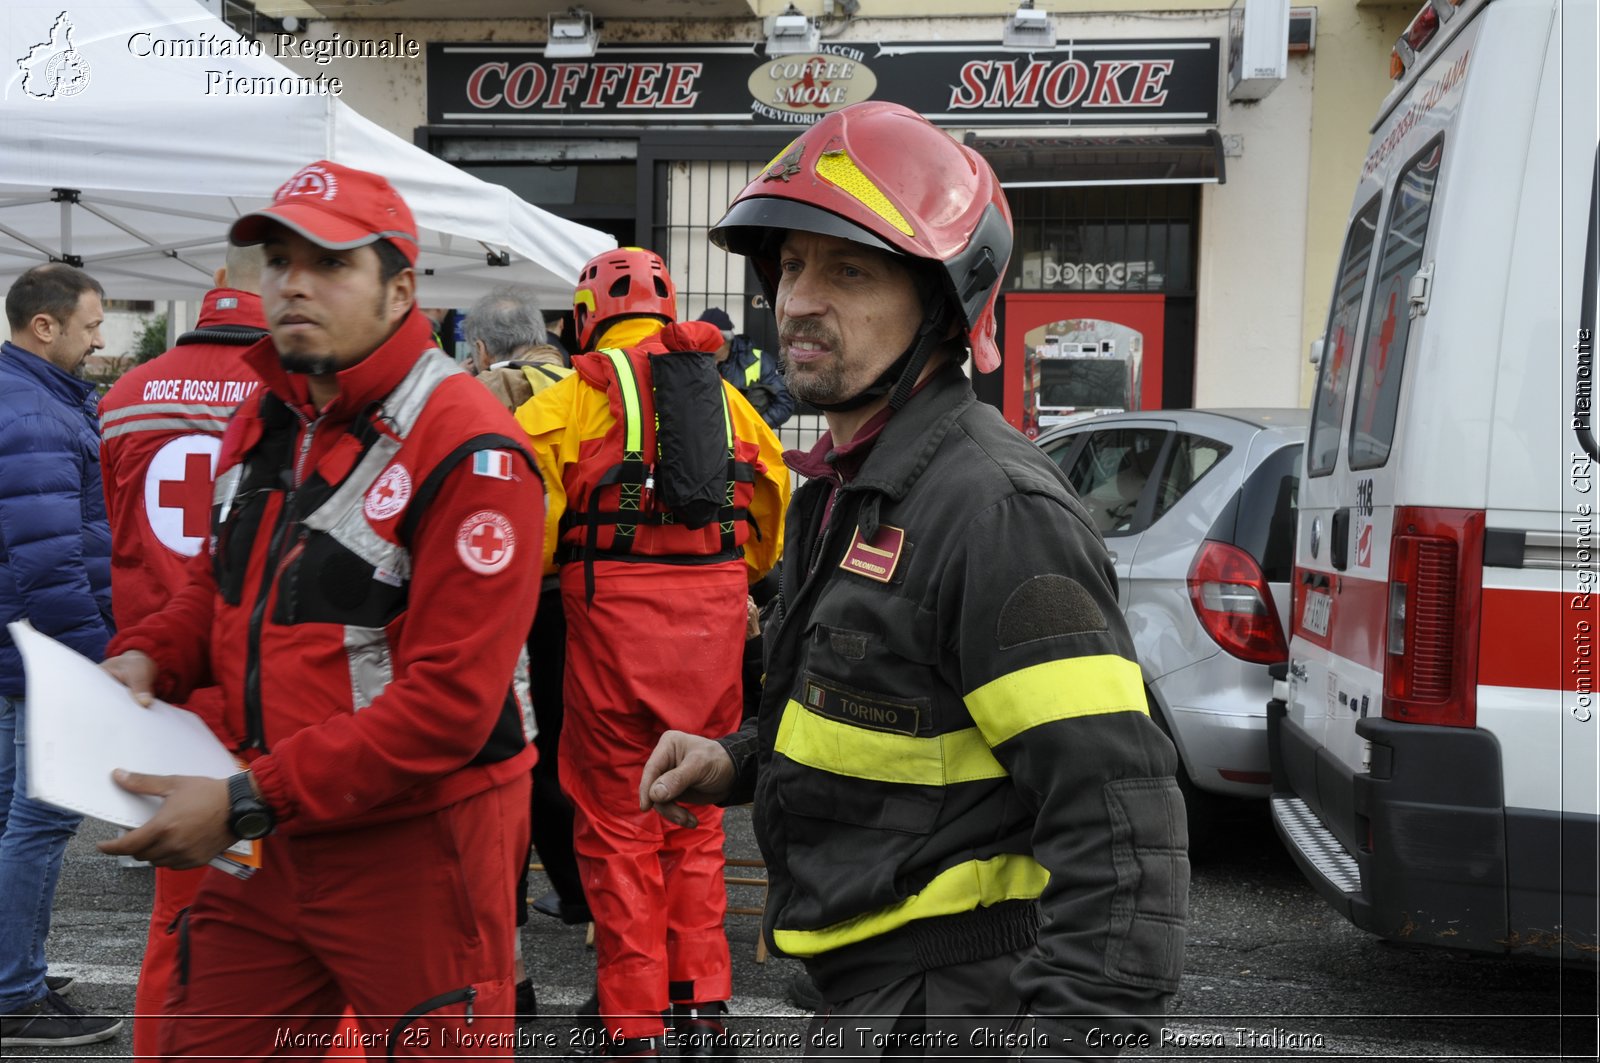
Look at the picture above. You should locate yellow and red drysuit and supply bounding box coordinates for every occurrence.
[517,319,787,1038]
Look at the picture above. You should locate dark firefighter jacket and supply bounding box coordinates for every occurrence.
[720,362,1188,1044]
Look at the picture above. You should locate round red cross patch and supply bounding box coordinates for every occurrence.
[456,510,516,575]
[364,464,412,521]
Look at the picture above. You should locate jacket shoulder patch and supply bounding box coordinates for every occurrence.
[996,574,1107,648]
[456,509,517,575]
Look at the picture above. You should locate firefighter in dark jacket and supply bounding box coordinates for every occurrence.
[640,101,1188,1057]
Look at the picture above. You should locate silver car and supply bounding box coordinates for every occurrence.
[1037,409,1307,841]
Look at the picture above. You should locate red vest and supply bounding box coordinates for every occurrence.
[556,347,761,586]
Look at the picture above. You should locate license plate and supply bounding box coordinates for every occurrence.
[1300,591,1332,637]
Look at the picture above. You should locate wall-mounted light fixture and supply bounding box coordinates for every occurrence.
[766,4,820,56]
[1002,0,1055,50]
[546,8,598,59]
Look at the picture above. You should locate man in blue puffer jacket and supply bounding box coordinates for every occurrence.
[0,264,121,1049]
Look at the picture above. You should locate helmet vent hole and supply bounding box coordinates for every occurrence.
[608,276,631,298]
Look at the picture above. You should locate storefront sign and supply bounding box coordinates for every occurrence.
[427,39,1218,126]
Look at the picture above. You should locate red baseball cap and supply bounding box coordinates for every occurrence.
[229,160,419,265]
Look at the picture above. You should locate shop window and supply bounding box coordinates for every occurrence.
[1007,185,1198,295]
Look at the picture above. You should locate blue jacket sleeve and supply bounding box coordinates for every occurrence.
[0,409,112,661]
[756,350,795,429]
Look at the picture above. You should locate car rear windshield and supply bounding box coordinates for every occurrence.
[1214,442,1301,583]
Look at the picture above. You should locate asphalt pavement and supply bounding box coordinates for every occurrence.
[11,801,1599,1061]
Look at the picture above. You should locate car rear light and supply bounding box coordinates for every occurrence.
[1187,540,1289,665]
[1382,507,1484,727]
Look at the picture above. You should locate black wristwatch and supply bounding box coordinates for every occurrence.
[226,771,275,841]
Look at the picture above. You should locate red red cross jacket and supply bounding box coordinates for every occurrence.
[108,310,544,833]
[99,289,266,742]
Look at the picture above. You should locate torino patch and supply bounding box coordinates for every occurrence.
[364,464,412,521]
[801,674,923,736]
[456,509,517,575]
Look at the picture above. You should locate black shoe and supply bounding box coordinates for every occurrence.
[44,974,75,997]
[515,979,537,1025]
[671,1001,736,1060]
[785,973,824,1012]
[532,889,594,925]
[1,990,122,1048]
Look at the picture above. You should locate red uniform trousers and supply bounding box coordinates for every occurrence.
[135,866,208,1058]
[558,560,745,1039]
[157,775,530,1061]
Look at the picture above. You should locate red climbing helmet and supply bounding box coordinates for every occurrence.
[573,246,678,350]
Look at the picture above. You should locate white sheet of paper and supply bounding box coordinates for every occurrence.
[9,621,238,828]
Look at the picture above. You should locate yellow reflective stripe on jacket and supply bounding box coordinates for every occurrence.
[965,655,1147,748]
[772,853,1048,958]
[598,349,643,453]
[774,700,1007,785]
[743,348,762,387]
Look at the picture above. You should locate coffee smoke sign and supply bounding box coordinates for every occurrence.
[427,39,1217,126]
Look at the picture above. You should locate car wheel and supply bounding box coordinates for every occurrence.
[1146,691,1217,851]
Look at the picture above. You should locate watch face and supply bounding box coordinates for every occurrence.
[234,811,272,840]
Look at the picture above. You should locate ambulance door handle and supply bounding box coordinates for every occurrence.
[1330,508,1350,571]
[1407,263,1433,319]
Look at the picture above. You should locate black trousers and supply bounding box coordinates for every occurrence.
[518,583,586,923]
[803,949,1028,1060]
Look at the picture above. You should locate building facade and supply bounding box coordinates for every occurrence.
[261,0,1416,441]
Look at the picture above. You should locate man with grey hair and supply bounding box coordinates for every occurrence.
[466,286,562,373]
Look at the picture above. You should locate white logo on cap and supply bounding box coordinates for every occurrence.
[279,165,338,202]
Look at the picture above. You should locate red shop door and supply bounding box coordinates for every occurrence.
[1001,293,1165,437]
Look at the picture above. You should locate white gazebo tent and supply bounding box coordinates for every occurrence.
[0,0,613,306]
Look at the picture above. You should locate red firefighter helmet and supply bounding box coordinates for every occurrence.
[709,101,1012,372]
[573,246,678,350]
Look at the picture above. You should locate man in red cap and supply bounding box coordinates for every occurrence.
[97,243,267,1058]
[97,160,545,1059]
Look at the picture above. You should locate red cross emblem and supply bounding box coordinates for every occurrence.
[144,434,222,557]
[158,452,214,540]
[364,464,412,521]
[456,510,516,575]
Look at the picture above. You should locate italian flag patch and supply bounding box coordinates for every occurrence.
[473,450,514,480]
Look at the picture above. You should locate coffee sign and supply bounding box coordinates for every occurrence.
[747,52,878,121]
[428,40,1217,126]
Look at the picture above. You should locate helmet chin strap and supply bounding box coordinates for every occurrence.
[807,303,951,414]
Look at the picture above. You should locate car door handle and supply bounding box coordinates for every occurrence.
[1106,550,1118,563]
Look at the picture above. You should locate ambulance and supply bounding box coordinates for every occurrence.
[1268,0,1598,964]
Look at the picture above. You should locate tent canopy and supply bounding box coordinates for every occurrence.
[0,1,613,305]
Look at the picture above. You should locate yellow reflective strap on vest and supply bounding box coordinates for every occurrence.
[774,699,1008,785]
[599,348,644,454]
[965,655,1147,748]
[720,385,734,451]
[743,348,762,388]
[771,853,1049,958]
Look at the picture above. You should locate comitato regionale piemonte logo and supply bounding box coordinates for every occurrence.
[17,10,91,98]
